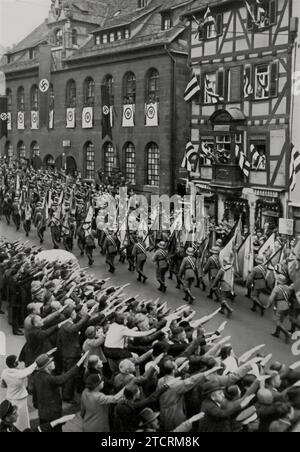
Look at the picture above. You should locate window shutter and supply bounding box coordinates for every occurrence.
[269,0,277,25]
[229,66,242,102]
[216,14,223,36]
[217,70,225,98]
[269,61,278,97]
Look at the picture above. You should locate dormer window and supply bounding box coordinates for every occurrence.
[196,8,223,40]
[138,0,146,8]
[29,48,35,60]
[162,13,172,31]
[247,0,277,30]
[95,35,101,45]
[54,28,63,47]
[110,32,115,42]
[125,29,130,39]
[72,29,78,46]
[102,34,108,44]
[117,30,122,40]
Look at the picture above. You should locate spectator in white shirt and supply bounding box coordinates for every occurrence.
[1,355,37,431]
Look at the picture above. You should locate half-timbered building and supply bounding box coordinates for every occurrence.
[183,0,299,232]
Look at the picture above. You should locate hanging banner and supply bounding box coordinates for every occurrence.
[17,111,25,130]
[7,112,11,130]
[82,107,93,129]
[31,111,39,129]
[279,219,294,236]
[49,109,54,129]
[0,96,8,139]
[122,104,135,127]
[38,45,52,128]
[66,108,75,128]
[145,102,158,127]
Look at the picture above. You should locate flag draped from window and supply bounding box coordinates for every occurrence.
[82,107,93,129]
[122,104,135,127]
[17,112,25,130]
[145,102,159,126]
[184,73,200,102]
[235,145,251,177]
[290,143,300,192]
[181,142,199,173]
[31,111,39,129]
[101,85,113,139]
[205,74,224,104]
[66,108,75,128]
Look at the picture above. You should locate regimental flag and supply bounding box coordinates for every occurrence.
[17,112,25,130]
[0,96,8,139]
[205,74,224,104]
[145,102,159,127]
[31,111,39,129]
[235,145,251,177]
[122,104,135,127]
[237,234,254,281]
[7,112,11,131]
[258,233,276,262]
[49,109,54,129]
[181,142,199,173]
[290,144,300,192]
[250,144,259,167]
[101,85,113,139]
[184,73,201,103]
[66,108,75,128]
[220,220,241,290]
[82,107,93,129]
[265,245,285,289]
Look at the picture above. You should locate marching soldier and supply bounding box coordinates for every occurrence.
[103,230,119,274]
[203,246,221,301]
[49,216,61,249]
[178,247,198,304]
[11,197,21,231]
[126,231,137,272]
[85,229,96,267]
[152,241,169,293]
[267,275,293,344]
[23,203,32,237]
[211,257,234,318]
[3,193,12,225]
[132,235,148,283]
[246,256,268,317]
[168,243,185,290]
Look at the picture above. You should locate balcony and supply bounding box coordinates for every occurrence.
[210,164,245,194]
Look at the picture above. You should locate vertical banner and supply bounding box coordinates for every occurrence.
[31,111,39,129]
[101,85,112,139]
[38,44,52,128]
[7,112,12,131]
[66,108,75,128]
[17,111,25,130]
[82,107,93,128]
[145,102,158,127]
[0,96,8,139]
[122,104,135,127]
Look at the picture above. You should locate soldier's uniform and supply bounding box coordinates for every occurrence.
[23,204,32,237]
[85,231,96,266]
[268,277,293,343]
[11,198,21,231]
[132,238,148,283]
[246,257,268,317]
[168,245,185,289]
[3,195,12,225]
[126,232,137,271]
[49,217,61,249]
[212,261,234,318]
[152,242,169,292]
[178,248,198,304]
[103,233,119,273]
[203,247,221,300]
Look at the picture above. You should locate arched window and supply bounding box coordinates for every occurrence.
[31,141,40,158]
[30,85,39,110]
[6,88,12,112]
[103,142,117,177]
[124,142,136,184]
[123,72,136,104]
[17,141,26,159]
[84,142,95,179]
[66,79,76,107]
[83,77,95,106]
[146,68,160,103]
[72,29,78,46]
[17,86,25,111]
[103,74,114,105]
[54,28,63,47]
[5,141,13,159]
[146,143,160,186]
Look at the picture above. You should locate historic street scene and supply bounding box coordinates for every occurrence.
[0,0,300,434]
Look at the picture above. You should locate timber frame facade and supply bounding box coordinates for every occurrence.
[183,0,299,232]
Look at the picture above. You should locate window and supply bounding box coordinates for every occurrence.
[255,61,278,99]
[146,68,160,103]
[54,28,63,47]
[117,30,122,40]
[17,87,25,111]
[250,139,267,171]
[72,29,78,46]
[138,0,146,8]
[123,72,136,104]
[102,34,108,44]
[6,88,12,112]
[124,143,136,184]
[124,29,130,39]
[162,13,172,30]
[228,66,242,102]
[204,73,216,104]
[17,141,26,159]
[216,135,231,164]
[110,32,115,42]
[197,13,223,40]
[83,77,95,106]
[30,85,39,110]
[66,79,76,107]
[31,141,40,158]
[147,143,160,186]
[103,142,117,177]
[5,142,13,158]
[103,74,114,105]
[29,48,35,59]
[85,142,95,179]
[95,35,101,45]
[247,0,277,30]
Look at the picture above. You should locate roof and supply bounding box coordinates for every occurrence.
[6,21,49,54]
[182,0,243,17]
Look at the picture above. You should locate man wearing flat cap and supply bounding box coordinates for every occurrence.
[0,400,19,432]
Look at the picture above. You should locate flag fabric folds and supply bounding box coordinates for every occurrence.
[290,143,300,192]
[101,85,113,139]
[0,96,8,139]
[235,145,251,177]
[184,74,201,102]
[181,142,199,173]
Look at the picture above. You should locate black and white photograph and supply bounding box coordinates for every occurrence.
[0,0,300,436]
